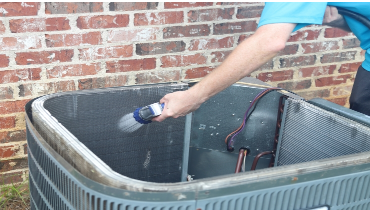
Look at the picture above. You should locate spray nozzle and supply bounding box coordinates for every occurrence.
[134,103,164,124]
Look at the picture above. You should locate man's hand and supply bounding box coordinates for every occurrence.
[322,6,351,32]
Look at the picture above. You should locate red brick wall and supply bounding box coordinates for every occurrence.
[0,2,364,184]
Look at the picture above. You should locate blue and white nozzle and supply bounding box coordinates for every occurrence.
[133,102,165,124]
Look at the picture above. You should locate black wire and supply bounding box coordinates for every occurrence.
[337,7,370,30]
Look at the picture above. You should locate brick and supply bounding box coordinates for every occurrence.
[107,28,158,43]
[257,61,274,70]
[188,8,234,22]
[78,75,128,90]
[321,51,357,64]
[297,89,330,100]
[136,41,185,55]
[0,100,30,115]
[338,62,362,73]
[0,21,5,34]
[211,51,232,63]
[135,70,180,84]
[164,2,213,9]
[185,66,215,79]
[0,36,42,51]
[301,41,339,54]
[238,34,253,44]
[0,54,9,68]
[77,15,129,29]
[188,36,234,51]
[19,81,76,97]
[135,11,183,26]
[0,130,26,143]
[0,2,39,17]
[288,29,321,42]
[161,54,207,68]
[0,172,23,184]
[0,145,19,158]
[342,38,361,49]
[45,2,103,14]
[79,45,133,61]
[0,86,13,99]
[214,21,257,35]
[315,75,351,87]
[279,55,316,68]
[109,2,158,11]
[0,68,42,84]
[0,116,16,129]
[217,2,260,5]
[15,50,74,65]
[0,158,28,172]
[256,70,294,82]
[163,25,210,39]
[299,65,336,78]
[46,32,102,48]
[326,97,347,106]
[47,63,101,78]
[277,44,299,56]
[324,28,351,38]
[10,17,70,33]
[106,58,156,73]
[23,144,27,155]
[277,80,311,90]
[236,6,264,19]
[333,85,352,96]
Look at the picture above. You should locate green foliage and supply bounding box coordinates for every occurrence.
[0,174,29,210]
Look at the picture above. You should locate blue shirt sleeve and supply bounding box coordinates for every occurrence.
[258,2,328,32]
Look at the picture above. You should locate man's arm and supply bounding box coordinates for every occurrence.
[322,6,351,32]
[153,23,296,122]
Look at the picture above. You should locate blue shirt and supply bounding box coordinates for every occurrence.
[258,2,370,71]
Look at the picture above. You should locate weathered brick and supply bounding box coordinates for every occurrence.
[297,89,330,100]
[0,145,19,158]
[301,41,339,54]
[0,54,9,68]
[0,21,5,34]
[217,2,260,5]
[299,65,336,78]
[0,2,39,17]
[47,63,101,78]
[107,28,158,43]
[10,17,70,33]
[211,51,232,63]
[256,70,294,82]
[0,99,30,115]
[46,32,102,48]
[0,87,14,99]
[77,15,129,29]
[136,70,180,84]
[188,8,234,22]
[78,75,128,90]
[0,36,42,51]
[79,45,133,61]
[338,62,362,73]
[0,171,23,184]
[342,38,361,49]
[23,143,27,155]
[163,25,210,39]
[185,66,215,79]
[109,2,158,11]
[0,68,42,84]
[277,44,299,56]
[136,41,185,55]
[0,116,16,129]
[0,158,28,172]
[161,54,207,68]
[324,28,351,38]
[15,50,74,65]
[236,6,264,18]
[0,130,26,143]
[315,75,351,87]
[287,29,321,42]
[214,21,257,35]
[45,2,103,14]
[277,80,311,90]
[19,81,76,97]
[164,2,213,9]
[188,37,234,51]
[333,85,352,96]
[326,97,347,106]
[135,11,183,26]
[106,58,156,73]
[280,55,316,68]
[321,51,357,64]
[257,61,274,70]
[238,34,253,44]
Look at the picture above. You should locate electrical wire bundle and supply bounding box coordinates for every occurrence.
[225,87,282,152]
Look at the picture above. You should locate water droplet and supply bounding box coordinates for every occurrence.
[211,133,214,136]
[216,133,219,135]
[261,121,264,124]
[232,113,235,116]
